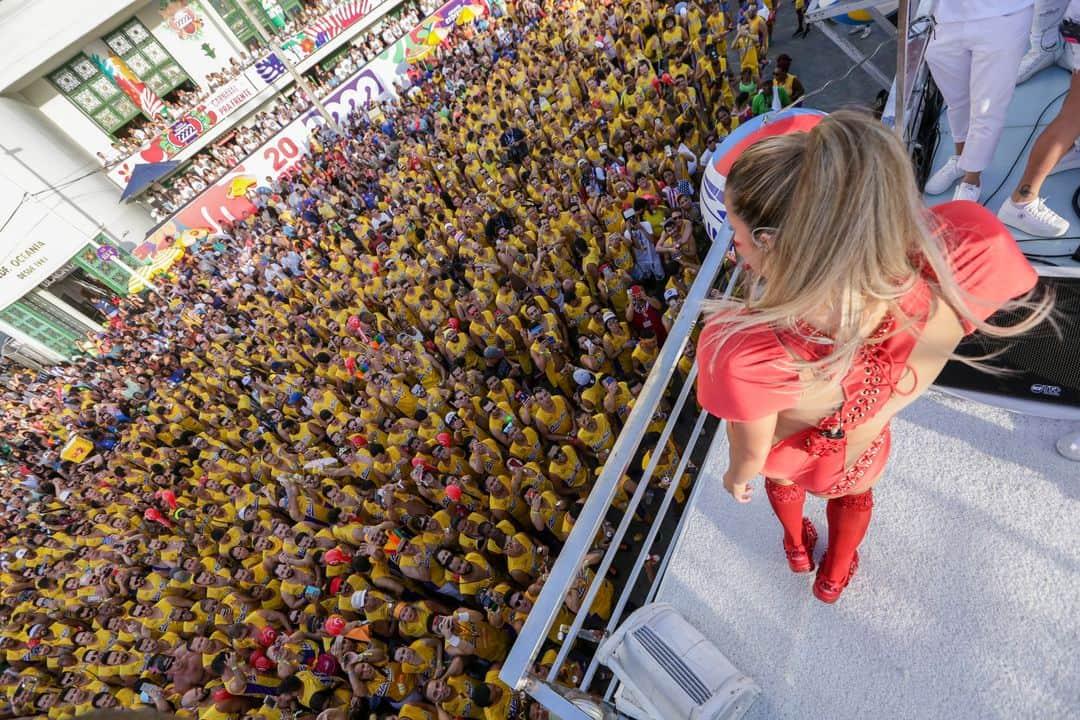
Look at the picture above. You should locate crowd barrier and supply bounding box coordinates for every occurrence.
[499,223,738,717]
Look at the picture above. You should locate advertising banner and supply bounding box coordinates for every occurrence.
[108,71,261,186]
[0,239,87,312]
[133,0,482,261]
[108,104,224,187]
[281,0,376,63]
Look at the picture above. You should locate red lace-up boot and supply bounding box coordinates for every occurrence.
[814,490,874,603]
[764,479,818,573]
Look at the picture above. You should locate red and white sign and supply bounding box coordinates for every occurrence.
[136,119,311,259]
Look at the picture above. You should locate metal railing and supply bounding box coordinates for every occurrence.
[499,223,738,717]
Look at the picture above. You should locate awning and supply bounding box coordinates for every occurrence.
[119,161,181,202]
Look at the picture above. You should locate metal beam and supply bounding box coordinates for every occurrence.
[812,18,893,89]
[868,6,899,37]
[806,0,897,22]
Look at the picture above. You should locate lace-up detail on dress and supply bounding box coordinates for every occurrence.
[764,314,909,496]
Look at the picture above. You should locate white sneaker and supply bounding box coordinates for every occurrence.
[952,182,981,203]
[997,196,1070,237]
[1016,41,1063,84]
[1061,35,1079,72]
[925,155,964,195]
[1050,141,1080,175]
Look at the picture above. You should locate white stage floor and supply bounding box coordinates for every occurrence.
[654,390,1079,720]
[923,63,1079,267]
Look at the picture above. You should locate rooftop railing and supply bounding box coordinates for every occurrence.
[499,223,738,718]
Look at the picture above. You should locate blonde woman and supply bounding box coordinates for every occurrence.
[697,111,1048,603]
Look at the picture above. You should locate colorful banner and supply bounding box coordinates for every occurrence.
[109,100,222,186]
[300,68,388,127]
[91,52,166,119]
[108,0,388,188]
[249,52,287,85]
[364,0,488,81]
[282,0,375,61]
[109,72,260,185]
[133,0,481,262]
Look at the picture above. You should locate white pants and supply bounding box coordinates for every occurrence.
[926,6,1034,173]
[1068,0,1080,71]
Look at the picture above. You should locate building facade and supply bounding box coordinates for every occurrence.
[0,0,409,364]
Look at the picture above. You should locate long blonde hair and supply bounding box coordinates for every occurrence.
[702,110,1051,383]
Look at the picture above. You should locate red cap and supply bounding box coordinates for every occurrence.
[329,577,345,595]
[436,432,453,447]
[325,615,347,636]
[324,548,352,566]
[250,648,273,672]
[258,626,277,647]
[156,489,178,509]
[347,316,361,330]
[447,317,460,330]
[350,435,367,448]
[344,357,356,373]
[143,507,173,528]
[314,652,339,675]
[446,484,463,502]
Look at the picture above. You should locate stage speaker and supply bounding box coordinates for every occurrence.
[934,268,1080,414]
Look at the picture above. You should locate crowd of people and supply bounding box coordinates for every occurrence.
[144,4,431,220]
[1,1,801,718]
[104,0,430,173]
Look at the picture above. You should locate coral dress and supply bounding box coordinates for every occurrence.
[697,201,1039,496]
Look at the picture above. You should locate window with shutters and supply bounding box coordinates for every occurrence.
[48,19,192,137]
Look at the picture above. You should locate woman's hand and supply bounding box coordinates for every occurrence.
[723,471,753,503]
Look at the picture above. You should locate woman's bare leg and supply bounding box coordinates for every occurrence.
[1011,71,1080,203]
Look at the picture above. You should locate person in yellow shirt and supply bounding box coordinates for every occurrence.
[528,387,576,443]
[631,330,660,380]
[734,23,761,79]
[506,424,544,465]
[547,442,591,497]
[576,411,616,461]
[745,3,769,58]
[422,672,485,720]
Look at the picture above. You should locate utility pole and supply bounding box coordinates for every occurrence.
[894,0,909,140]
[236,0,344,134]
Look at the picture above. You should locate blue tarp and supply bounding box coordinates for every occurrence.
[119,161,180,201]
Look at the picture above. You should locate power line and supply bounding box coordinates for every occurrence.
[29,168,103,197]
[0,167,104,243]
[0,192,29,236]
